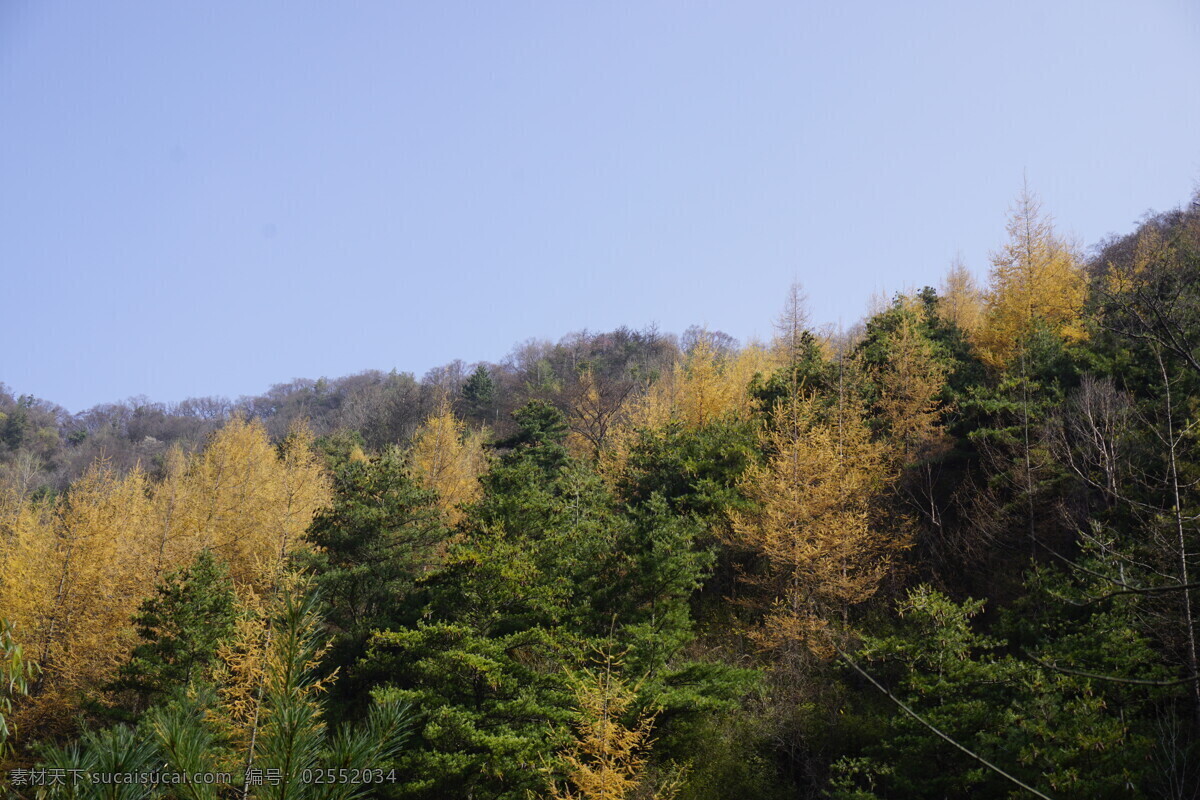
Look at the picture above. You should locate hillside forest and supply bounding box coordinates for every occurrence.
[3,189,1200,798]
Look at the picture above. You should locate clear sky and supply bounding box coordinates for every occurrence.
[2,1,1198,412]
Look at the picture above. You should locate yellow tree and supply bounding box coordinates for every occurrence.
[674,338,769,430]
[937,257,984,335]
[875,310,950,463]
[0,481,51,633]
[0,417,330,741]
[4,463,155,736]
[0,492,56,739]
[143,445,193,583]
[164,415,331,590]
[730,397,906,658]
[408,400,486,525]
[599,338,768,482]
[974,187,1087,367]
[873,308,953,535]
[546,650,679,800]
[272,423,335,574]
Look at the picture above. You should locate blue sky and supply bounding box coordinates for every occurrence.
[2,1,1198,412]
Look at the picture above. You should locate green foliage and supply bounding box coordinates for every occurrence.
[617,418,758,522]
[34,585,414,800]
[749,330,833,411]
[304,449,448,716]
[311,429,367,471]
[35,723,162,800]
[1,618,37,756]
[612,497,712,676]
[146,688,227,800]
[950,319,1083,588]
[837,584,1162,799]
[353,407,745,798]
[1,400,30,451]
[670,709,795,800]
[365,624,569,800]
[854,289,985,417]
[250,589,414,800]
[461,365,497,420]
[109,550,238,711]
[496,399,570,475]
[961,320,1080,446]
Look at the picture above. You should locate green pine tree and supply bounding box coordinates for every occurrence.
[461,364,497,421]
[109,549,238,713]
[304,449,448,718]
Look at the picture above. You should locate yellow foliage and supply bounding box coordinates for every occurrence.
[974,189,1087,368]
[729,397,908,657]
[631,339,768,432]
[602,339,769,478]
[0,488,52,636]
[875,310,951,462]
[213,574,335,752]
[0,416,331,740]
[674,339,768,430]
[0,463,154,735]
[409,401,486,525]
[213,592,271,748]
[546,650,679,800]
[937,258,984,335]
[169,417,331,588]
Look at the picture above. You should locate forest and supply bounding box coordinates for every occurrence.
[2,188,1200,799]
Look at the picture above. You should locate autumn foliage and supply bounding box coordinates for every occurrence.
[408,399,486,525]
[730,395,908,657]
[0,416,330,738]
[974,188,1087,368]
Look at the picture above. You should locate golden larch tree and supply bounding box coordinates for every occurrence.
[272,423,335,573]
[730,397,907,658]
[165,415,331,590]
[0,416,330,741]
[875,309,950,463]
[938,257,984,335]
[674,338,769,430]
[409,400,486,525]
[974,187,1087,367]
[4,463,154,735]
[546,650,679,800]
[873,308,954,533]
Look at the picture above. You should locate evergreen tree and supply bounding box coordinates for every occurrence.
[834,582,1165,799]
[36,582,414,800]
[110,549,238,712]
[462,364,497,421]
[305,449,448,716]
